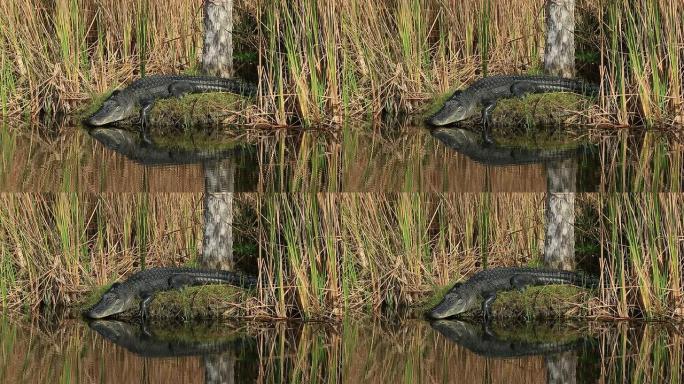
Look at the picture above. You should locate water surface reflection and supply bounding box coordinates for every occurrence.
[2,124,681,192]
[1,317,680,383]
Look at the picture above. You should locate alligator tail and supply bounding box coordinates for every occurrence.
[183,77,258,97]
[186,270,258,288]
[569,79,600,97]
[532,269,600,289]
[534,78,599,97]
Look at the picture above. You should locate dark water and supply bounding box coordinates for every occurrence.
[1,317,681,383]
[1,123,682,193]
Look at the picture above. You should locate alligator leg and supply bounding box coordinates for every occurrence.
[510,274,537,291]
[168,273,197,289]
[168,81,196,98]
[139,292,155,319]
[138,99,156,145]
[481,99,498,145]
[481,291,497,320]
[510,81,538,98]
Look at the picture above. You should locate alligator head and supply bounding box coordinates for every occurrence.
[86,90,135,126]
[427,283,477,319]
[84,283,135,319]
[427,91,475,126]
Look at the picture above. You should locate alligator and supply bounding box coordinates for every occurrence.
[431,319,587,358]
[85,267,257,319]
[89,319,255,358]
[427,75,599,144]
[85,75,257,143]
[428,267,598,320]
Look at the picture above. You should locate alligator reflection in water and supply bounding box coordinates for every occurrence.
[430,319,588,358]
[88,319,255,358]
[430,127,597,167]
[89,319,258,383]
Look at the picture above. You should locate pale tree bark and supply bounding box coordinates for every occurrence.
[544,0,575,78]
[201,159,237,384]
[544,158,578,384]
[200,0,236,271]
[544,158,576,270]
[203,350,236,384]
[201,159,236,270]
[544,5,579,377]
[546,351,578,384]
[203,0,234,77]
[202,2,237,382]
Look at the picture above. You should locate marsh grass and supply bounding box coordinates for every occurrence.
[600,323,684,384]
[0,191,683,321]
[2,0,682,126]
[597,0,684,126]
[599,193,683,320]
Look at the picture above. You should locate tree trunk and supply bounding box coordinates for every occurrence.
[201,3,237,383]
[204,351,236,384]
[546,351,577,384]
[203,0,234,77]
[544,158,576,270]
[201,159,236,270]
[544,0,575,77]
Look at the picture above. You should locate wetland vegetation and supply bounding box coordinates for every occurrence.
[0,0,683,128]
[1,1,683,382]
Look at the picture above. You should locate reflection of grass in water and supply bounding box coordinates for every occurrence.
[603,323,684,384]
[489,320,586,345]
[2,318,683,384]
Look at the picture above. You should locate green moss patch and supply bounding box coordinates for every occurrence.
[151,92,252,127]
[492,92,592,127]
[142,285,253,320]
